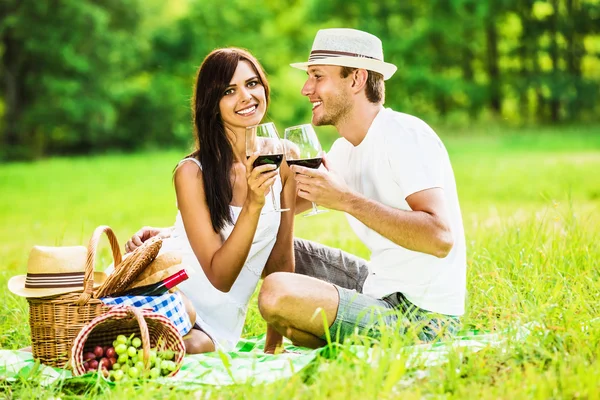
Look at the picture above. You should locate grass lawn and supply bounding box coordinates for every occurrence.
[0,124,599,398]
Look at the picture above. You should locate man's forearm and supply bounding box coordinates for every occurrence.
[340,193,453,258]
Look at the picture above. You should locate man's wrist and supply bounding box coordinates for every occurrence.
[338,191,361,214]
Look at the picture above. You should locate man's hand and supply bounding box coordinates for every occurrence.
[124,226,172,253]
[290,157,352,212]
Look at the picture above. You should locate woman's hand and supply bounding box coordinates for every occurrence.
[125,226,173,253]
[245,153,278,209]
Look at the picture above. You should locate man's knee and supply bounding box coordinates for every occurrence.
[258,272,294,323]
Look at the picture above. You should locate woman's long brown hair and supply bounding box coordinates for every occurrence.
[189,48,270,232]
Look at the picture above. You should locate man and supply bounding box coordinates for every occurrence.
[257,28,466,347]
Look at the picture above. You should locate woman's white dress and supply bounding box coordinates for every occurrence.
[159,157,282,351]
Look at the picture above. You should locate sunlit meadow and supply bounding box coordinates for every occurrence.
[0,125,599,399]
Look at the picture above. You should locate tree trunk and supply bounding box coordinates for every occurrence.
[486,19,501,114]
[565,0,583,119]
[1,29,25,158]
[549,0,561,122]
[462,2,477,119]
[517,0,532,121]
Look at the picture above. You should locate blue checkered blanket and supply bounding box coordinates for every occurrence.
[100,291,192,336]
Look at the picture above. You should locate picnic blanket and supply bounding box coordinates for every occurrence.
[0,327,531,388]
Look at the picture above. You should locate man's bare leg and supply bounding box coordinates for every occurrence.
[258,272,340,348]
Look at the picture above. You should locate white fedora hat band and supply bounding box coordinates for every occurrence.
[291,56,397,80]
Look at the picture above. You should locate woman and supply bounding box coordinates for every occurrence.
[155,48,295,354]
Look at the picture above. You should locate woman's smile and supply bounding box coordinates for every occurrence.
[220,60,267,131]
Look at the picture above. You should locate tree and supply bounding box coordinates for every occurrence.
[0,0,143,160]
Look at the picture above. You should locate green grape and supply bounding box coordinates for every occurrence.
[112,362,121,370]
[127,346,137,358]
[150,367,160,379]
[117,354,128,364]
[128,366,140,379]
[135,361,145,371]
[113,369,124,382]
[115,343,127,355]
[116,335,127,345]
[132,337,142,348]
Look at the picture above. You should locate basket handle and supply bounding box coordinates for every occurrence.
[75,226,122,306]
[127,306,152,370]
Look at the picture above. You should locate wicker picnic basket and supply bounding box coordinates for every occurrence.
[26,226,162,369]
[70,306,185,377]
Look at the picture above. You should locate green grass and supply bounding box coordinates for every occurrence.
[1,124,599,398]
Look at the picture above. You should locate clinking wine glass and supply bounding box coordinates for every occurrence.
[283,124,328,217]
[245,122,289,213]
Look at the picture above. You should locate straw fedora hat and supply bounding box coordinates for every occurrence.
[291,28,397,80]
[8,245,107,298]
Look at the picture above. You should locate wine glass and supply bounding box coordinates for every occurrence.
[245,122,289,213]
[283,124,328,217]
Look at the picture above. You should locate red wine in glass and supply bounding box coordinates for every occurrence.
[283,124,328,217]
[285,157,322,169]
[251,154,284,169]
[245,122,289,213]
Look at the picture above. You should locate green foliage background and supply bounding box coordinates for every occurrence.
[1,0,599,160]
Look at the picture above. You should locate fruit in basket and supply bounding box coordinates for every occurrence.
[127,346,137,357]
[115,343,127,355]
[82,333,180,381]
[131,337,142,348]
[105,347,116,358]
[83,352,96,362]
[94,345,104,358]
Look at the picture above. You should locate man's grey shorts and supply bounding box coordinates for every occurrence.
[294,238,460,343]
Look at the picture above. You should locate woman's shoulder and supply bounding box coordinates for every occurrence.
[177,157,203,170]
[174,158,204,187]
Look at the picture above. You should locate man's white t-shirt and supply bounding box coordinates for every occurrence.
[327,108,466,316]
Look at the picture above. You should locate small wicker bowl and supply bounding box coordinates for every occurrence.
[70,306,186,377]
